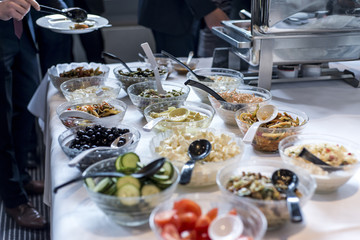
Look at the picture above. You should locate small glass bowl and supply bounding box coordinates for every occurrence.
[60,77,122,102]
[58,123,140,172]
[235,105,309,152]
[48,62,110,91]
[143,53,173,74]
[186,68,244,103]
[83,157,179,226]
[56,98,127,128]
[208,86,272,126]
[150,128,245,187]
[172,58,199,75]
[279,134,360,193]
[216,159,316,230]
[149,192,267,240]
[143,100,215,132]
[127,81,190,114]
[113,64,169,91]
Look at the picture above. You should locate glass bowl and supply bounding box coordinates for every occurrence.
[60,77,122,102]
[208,86,272,126]
[143,100,215,132]
[149,192,267,240]
[172,57,199,75]
[56,98,127,128]
[58,123,140,172]
[186,68,244,103]
[48,62,110,91]
[83,157,179,226]
[150,128,245,187]
[216,159,316,230]
[113,64,169,91]
[279,134,360,193]
[127,81,190,114]
[235,105,309,152]
[143,53,173,74]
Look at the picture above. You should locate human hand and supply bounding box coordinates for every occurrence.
[204,7,229,29]
[0,0,40,21]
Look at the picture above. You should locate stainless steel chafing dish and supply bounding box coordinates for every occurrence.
[212,0,360,89]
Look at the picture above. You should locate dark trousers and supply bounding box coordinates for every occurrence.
[0,22,38,208]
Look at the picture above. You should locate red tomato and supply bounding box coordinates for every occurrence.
[236,236,254,240]
[154,210,177,228]
[228,208,237,216]
[174,199,202,217]
[196,232,211,240]
[161,224,181,240]
[178,212,198,232]
[194,215,211,234]
[205,208,218,221]
[180,230,197,240]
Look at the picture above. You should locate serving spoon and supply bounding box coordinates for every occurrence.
[272,169,302,223]
[54,157,166,193]
[179,139,212,185]
[102,52,133,73]
[143,107,190,132]
[59,110,101,122]
[161,50,214,82]
[242,104,278,144]
[298,147,340,172]
[67,132,134,167]
[39,5,87,23]
[186,51,194,65]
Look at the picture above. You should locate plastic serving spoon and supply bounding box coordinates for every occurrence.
[272,169,302,223]
[141,42,166,94]
[299,147,340,172]
[143,107,190,132]
[67,132,134,167]
[208,214,244,240]
[161,50,214,82]
[54,157,166,193]
[242,104,278,144]
[186,51,194,65]
[59,110,100,122]
[39,5,87,23]
[101,51,133,73]
[179,139,212,185]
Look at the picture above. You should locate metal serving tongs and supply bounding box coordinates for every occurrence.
[39,5,87,23]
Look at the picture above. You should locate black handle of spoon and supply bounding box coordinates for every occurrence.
[179,159,196,185]
[287,190,303,223]
[102,51,133,72]
[161,50,195,75]
[184,79,226,102]
[39,5,64,15]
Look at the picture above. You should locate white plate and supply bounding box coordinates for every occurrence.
[36,14,109,34]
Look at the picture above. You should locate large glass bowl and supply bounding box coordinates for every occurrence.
[208,86,272,126]
[279,134,360,193]
[60,77,122,102]
[83,157,179,226]
[127,81,190,114]
[186,68,244,103]
[48,62,110,91]
[56,98,127,128]
[235,105,309,152]
[150,128,245,187]
[113,64,169,91]
[149,192,267,240]
[58,123,140,171]
[143,100,215,132]
[216,159,316,230]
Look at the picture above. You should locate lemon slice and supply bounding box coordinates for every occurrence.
[168,107,190,122]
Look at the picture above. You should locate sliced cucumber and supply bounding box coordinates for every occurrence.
[115,155,123,171]
[103,183,117,196]
[162,161,174,178]
[93,177,112,193]
[85,178,96,190]
[121,152,140,169]
[151,174,169,182]
[116,176,141,189]
[141,184,161,196]
[156,180,174,189]
[116,183,140,206]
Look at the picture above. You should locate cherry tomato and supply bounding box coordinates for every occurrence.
[205,208,218,221]
[154,210,177,228]
[228,208,237,216]
[196,232,211,240]
[178,212,198,232]
[180,230,197,240]
[194,215,211,234]
[161,223,181,240]
[174,199,202,217]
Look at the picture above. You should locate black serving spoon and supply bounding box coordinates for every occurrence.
[53,157,166,193]
[299,148,340,172]
[179,139,212,185]
[272,169,303,223]
[161,50,214,82]
[101,52,133,73]
[40,5,87,23]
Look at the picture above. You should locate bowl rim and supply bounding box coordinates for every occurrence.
[60,76,123,94]
[113,64,169,78]
[127,81,190,98]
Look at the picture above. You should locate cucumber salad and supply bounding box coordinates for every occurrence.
[85,152,176,207]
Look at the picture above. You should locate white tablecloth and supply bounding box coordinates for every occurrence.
[30,59,360,240]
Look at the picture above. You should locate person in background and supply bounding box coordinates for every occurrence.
[0,0,67,229]
[138,0,229,57]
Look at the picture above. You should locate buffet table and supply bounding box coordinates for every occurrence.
[31,58,360,240]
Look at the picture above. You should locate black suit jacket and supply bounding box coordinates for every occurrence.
[138,0,217,35]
